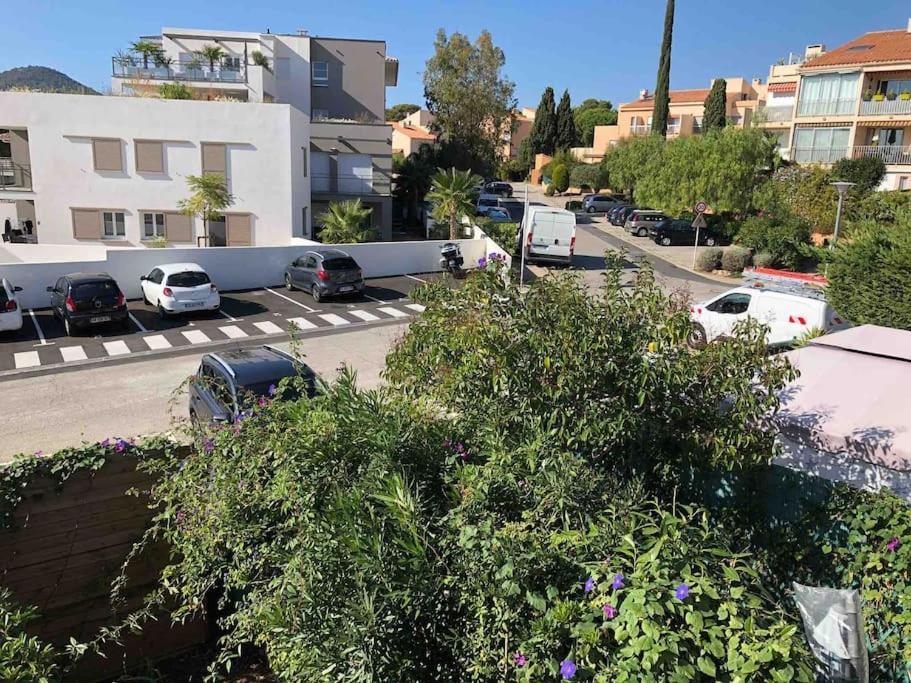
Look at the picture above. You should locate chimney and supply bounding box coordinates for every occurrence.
[639,88,649,99]
[804,44,826,60]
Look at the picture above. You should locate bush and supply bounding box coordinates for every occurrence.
[849,189,911,224]
[831,155,886,193]
[695,247,722,272]
[754,166,837,233]
[721,246,752,273]
[551,163,570,193]
[734,215,812,270]
[563,200,583,212]
[0,589,61,682]
[475,217,516,252]
[569,163,608,192]
[544,184,555,196]
[753,251,776,268]
[157,82,193,100]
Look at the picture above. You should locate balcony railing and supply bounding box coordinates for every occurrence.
[312,173,391,196]
[790,147,849,164]
[0,159,32,189]
[112,58,247,84]
[859,98,911,116]
[630,124,651,136]
[666,123,681,135]
[759,105,793,123]
[796,98,855,117]
[853,145,911,165]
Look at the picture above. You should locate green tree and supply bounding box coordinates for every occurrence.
[318,200,375,243]
[754,165,838,233]
[427,167,481,240]
[517,136,535,174]
[702,78,727,132]
[251,50,271,72]
[550,163,569,192]
[602,133,667,198]
[158,82,193,100]
[574,105,618,146]
[385,103,421,122]
[555,89,577,150]
[423,30,516,174]
[130,39,163,69]
[651,0,675,136]
[195,44,225,72]
[529,86,557,155]
[393,144,436,225]
[177,174,234,246]
[831,155,886,193]
[570,163,609,192]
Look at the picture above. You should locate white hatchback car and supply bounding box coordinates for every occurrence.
[0,278,24,333]
[140,263,220,318]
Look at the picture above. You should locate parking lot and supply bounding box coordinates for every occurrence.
[0,274,434,378]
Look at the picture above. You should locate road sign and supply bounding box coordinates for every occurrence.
[694,200,708,214]
[691,213,708,229]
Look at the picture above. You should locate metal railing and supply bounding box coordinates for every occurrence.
[666,123,681,135]
[796,98,855,117]
[629,124,651,135]
[0,159,31,189]
[112,58,247,84]
[853,145,911,165]
[759,105,793,123]
[859,98,911,116]
[311,173,391,196]
[789,147,850,164]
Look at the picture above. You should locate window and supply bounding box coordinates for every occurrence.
[147,268,164,284]
[707,293,752,315]
[797,73,859,116]
[201,142,227,176]
[311,151,331,192]
[135,140,164,173]
[338,153,373,194]
[900,176,910,191]
[222,56,241,70]
[793,126,850,163]
[142,212,165,239]
[92,139,123,172]
[304,255,318,269]
[312,61,329,85]
[102,211,125,238]
[166,271,210,287]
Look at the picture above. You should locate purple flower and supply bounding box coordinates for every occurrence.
[603,603,617,619]
[33,450,44,458]
[114,438,128,453]
[257,397,269,408]
[583,577,595,594]
[175,510,187,523]
[478,257,488,268]
[887,537,901,552]
[268,383,277,396]
[560,659,577,680]
[203,438,215,454]
[101,438,111,448]
[675,583,690,601]
[612,573,624,590]
[514,652,527,668]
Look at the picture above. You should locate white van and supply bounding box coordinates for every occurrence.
[517,206,577,264]
[688,270,850,349]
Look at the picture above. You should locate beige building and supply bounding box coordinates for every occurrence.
[502,107,535,160]
[390,110,437,157]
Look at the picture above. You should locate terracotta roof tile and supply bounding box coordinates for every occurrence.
[768,81,797,93]
[803,29,911,69]
[388,121,437,141]
[622,88,711,110]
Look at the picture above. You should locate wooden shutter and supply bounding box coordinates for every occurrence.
[92,139,123,171]
[72,209,101,239]
[201,143,227,175]
[135,140,164,173]
[165,213,193,242]
[226,214,252,246]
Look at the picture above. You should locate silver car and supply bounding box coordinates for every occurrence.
[625,210,668,237]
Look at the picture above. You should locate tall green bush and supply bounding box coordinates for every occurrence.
[0,590,61,682]
[734,215,812,270]
[550,163,569,193]
[569,163,608,191]
[831,155,886,194]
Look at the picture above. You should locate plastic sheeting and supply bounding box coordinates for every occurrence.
[793,582,868,682]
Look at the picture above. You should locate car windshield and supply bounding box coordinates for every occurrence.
[479,198,497,207]
[72,281,117,299]
[0,286,8,305]
[489,210,508,219]
[323,257,359,271]
[167,271,210,287]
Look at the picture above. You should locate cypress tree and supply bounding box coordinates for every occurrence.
[702,79,727,133]
[651,0,675,136]
[530,87,557,155]
[555,90,577,150]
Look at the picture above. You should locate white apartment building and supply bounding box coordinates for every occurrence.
[0,26,398,246]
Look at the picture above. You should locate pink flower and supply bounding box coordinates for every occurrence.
[514,651,527,667]
[887,537,901,552]
[603,603,617,619]
[33,450,44,457]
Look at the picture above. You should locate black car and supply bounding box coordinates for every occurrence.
[188,345,317,425]
[284,249,364,302]
[649,219,722,247]
[47,272,129,336]
[612,205,639,227]
[485,181,514,198]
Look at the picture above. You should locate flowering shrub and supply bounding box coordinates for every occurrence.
[0,589,60,682]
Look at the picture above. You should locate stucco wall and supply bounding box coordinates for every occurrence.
[309,37,387,122]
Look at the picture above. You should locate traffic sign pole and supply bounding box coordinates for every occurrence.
[691,204,708,269]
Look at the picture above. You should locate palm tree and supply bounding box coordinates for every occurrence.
[427,168,481,240]
[130,40,164,70]
[393,144,436,226]
[196,44,226,75]
[318,200,375,243]
[177,174,234,246]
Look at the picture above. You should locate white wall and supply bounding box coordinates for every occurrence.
[0,91,309,247]
[271,35,312,116]
[0,238,487,309]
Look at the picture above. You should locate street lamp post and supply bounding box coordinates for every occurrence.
[830,180,855,248]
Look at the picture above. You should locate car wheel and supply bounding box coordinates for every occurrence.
[637,228,648,237]
[157,302,168,319]
[64,317,73,337]
[687,323,708,350]
[285,273,294,291]
[141,288,150,306]
[586,207,596,214]
[705,237,717,247]
[660,237,672,246]
[311,285,323,303]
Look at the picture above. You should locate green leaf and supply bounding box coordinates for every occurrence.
[697,656,717,677]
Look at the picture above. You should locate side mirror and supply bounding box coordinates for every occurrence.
[46,286,54,293]
[13,286,22,292]
[139,275,147,281]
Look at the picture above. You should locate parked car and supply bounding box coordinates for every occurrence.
[485,181,514,198]
[583,194,626,213]
[47,273,129,336]
[649,219,722,247]
[0,278,23,333]
[476,193,503,216]
[611,205,640,226]
[140,263,220,318]
[188,345,318,426]
[516,206,576,264]
[284,249,364,302]
[624,210,668,237]
[484,207,513,223]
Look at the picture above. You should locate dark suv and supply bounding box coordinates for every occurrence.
[188,345,317,425]
[485,181,514,198]
[47,272,129,336]
[650,219,722,247]
[284,249,364,302]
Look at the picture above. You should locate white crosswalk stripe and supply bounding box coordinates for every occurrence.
[378,306,409,319]
[319,313,351,326]
[143,335,172,350]
[60,346,88,362]
[253,321,284,335]
[182,330,211,344]
[14,351,41,368]
[287,317,317,330]
[103,340,130,356]
[405,303,426,313]
[349,309,379,322]
[219,325,248,339]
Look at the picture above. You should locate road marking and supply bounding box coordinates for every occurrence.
[362,292,386,304]
[264,287,316,313]
[287,317,317,330]
[377,306,409,319]
[405,274,428,283]
[253,321,283,335]
[349,309,380,322]
[143,335,172,350]
[405,303,426,313]
[182,330,211,344]
[128,313,148,333]
[218,309,239,322]
[60,345,88,362]
[219,325,248,339]
[103,340,131,356]
[27,310,48,345]
[14,351,41,368]
[319,313,351,326]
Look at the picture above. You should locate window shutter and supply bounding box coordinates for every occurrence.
[201,143,227,175]
[226,214,252,246]
[92,139,123,171]
[72,209,101,239]
[135,140,164,173]
[165,212,193,242]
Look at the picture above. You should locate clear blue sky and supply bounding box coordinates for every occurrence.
[3,1,910,109]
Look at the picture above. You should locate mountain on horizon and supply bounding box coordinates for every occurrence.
[0,66,98,95]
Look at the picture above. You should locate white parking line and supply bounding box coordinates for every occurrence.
[219,325,248,339]
[143,335,172,350]
[60,345,88,362]
[362,292,386,304]
[405,303,426,313]
[253,321,283,335]
[182,330,211,344]
[218,309,239,322]
[319,313,351,326]
[127,312,148,333]
[405,274,428,283]
[27,310,48,345]
[103,340,131,356]
[287,317,317,330]
[349,309,380,322]
[377,306,409,319]
[14,351,41,368]
[264,287,316,313]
